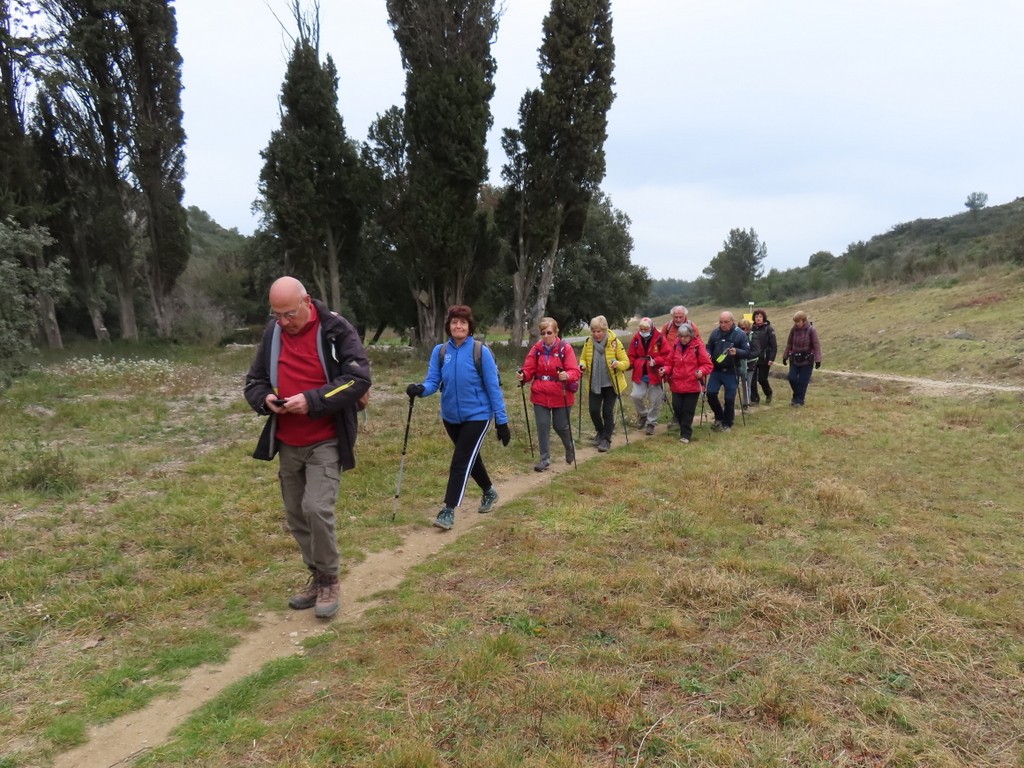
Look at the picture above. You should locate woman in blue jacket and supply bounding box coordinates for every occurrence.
[407,305,511,531]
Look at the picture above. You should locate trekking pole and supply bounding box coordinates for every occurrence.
[657,363,676,426]
[698,380,708,429]
[577,364,586,441]
[613,368,630,446]
[737,371,747,426]
[517,371,535,458]
[391,395,416,521]
[557,368,577,470]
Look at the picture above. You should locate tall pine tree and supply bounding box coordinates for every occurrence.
[703,228,767,304]
[259,5,363,315]
[500,0,615,347]
[386,0,498,346]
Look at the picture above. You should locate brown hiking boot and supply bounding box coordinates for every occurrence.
[288,573,318,610]
[315,576,340,619]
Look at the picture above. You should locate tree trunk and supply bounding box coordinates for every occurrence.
[37,291,63,349]
[510,269,527,350]
[88,301,111,342]
[113,259,139,341]
[311,262,327,306]
[146,275,173,338]
[414,285,444,350]
[30,249,63,348]
[527,213,564,346]
[325,226,341,312]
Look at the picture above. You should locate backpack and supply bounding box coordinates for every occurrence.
[326,331,369,411]
[534,340,578,392]
[435,339,498,390]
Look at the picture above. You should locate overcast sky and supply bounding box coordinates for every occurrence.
[174,0,1024,281]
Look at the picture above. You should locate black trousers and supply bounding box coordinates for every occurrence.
[750,363,773,401]
[588,385,617,440]
[672,392,700,440]
[442,420,491,509]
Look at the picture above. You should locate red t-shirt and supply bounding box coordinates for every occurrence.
[275,314,337,447]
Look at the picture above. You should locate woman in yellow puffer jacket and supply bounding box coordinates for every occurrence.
[578,315,630,452]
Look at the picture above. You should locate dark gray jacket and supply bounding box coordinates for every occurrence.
[749,321,777,364]
[244,300,371,470]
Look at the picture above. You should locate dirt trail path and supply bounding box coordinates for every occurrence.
[53,443,597,768]
[821,369,1024,396]
[51,369,1022,767]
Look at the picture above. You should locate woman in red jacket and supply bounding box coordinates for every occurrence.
[658,323,713,443]
[516,317,580,471]
[627,317,667,435]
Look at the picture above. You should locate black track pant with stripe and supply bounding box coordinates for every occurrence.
[442,419,492,509]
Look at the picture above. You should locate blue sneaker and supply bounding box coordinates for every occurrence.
[433,507,455,531]
[479,487,498,514]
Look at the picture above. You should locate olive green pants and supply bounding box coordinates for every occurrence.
[278,440,341,576]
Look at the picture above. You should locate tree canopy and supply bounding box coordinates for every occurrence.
[702,227,766,304]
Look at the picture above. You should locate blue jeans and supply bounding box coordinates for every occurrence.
[787,364,814,404]
[706,369,738,427]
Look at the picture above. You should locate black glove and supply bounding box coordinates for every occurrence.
[815,361,821,369]
[406,383,424,398]
[496,423,511,446]
[781,357,788,366]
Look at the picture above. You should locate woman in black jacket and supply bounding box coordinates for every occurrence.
[748,308,777,405]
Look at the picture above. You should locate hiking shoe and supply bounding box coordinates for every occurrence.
[565,444,575,465]
[679,437,690,444]
[765,396,772,404]
[314,577,340,619]
[721,425,732,432]
[711,421,723,432]
[534,459,551,472]
[644,423,655,436]
[433,507,455,531]
[288,574,318,610]
[596,438,610,453]
[590,434,601,447]
[479,487,498,513]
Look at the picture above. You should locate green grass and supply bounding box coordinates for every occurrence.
[2,271,1023,766]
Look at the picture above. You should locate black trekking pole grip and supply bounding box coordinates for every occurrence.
[391,395,416,521]
[556,367,578,469]
[613,371,629,446]
[518,372,535,458]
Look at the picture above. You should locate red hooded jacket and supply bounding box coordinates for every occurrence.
[627,328,666,386]
[521,339,580,409]
[660,337,713,394]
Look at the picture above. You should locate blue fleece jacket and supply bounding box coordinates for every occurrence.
[421,339,508,425]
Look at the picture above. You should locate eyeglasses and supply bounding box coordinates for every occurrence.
[540,330,556,336]
[269,308,301,321]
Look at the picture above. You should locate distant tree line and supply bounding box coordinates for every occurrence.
[5,0,1021,389]
[639,196,1024,316]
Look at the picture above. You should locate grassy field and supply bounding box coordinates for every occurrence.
[1,268,1023,767]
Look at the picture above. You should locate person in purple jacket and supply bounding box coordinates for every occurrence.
[782,310,823,407]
